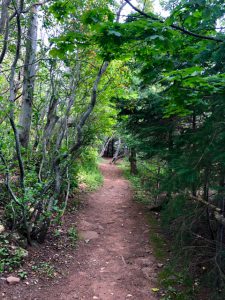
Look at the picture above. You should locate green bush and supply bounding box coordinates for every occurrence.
[77,148,103,190]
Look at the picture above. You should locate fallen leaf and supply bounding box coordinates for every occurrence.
[151,288,159,292]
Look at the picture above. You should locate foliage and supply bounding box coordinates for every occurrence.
[119,160,196,299]
[32,262,55,278]
[0,0,119,248]
[0,234,28,274]
[77,148,103,191]
[67,226,79,247]
[17,270,28,279]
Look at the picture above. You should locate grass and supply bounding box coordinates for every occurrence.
[159,267,195,300]
[119,160,151,205]
[78,158,103,191]
[147,213,167,260]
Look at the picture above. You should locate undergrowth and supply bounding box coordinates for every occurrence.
[119,159,197,300]
[0,147,102,277]
[32,262,55,278]
[77,148,103,191]
[0,233,28,274]
[67,226,79,247]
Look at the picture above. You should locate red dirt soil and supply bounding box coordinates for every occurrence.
[1,161,159,300]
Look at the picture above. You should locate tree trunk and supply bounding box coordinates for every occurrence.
[129,147,138,175]
[0,0,10,34]
[18,6,38,148]
[100,136,112,157]
[111,137,121,163]
[0,0,10,64]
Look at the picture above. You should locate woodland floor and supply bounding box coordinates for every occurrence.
[1,160,160,300]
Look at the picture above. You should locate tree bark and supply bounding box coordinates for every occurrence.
[111,137,121,163]
[18,6,38,148]
[0,0,10,33]
[100,136,112,157]
[129,147,138,175]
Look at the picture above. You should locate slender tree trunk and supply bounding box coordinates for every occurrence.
[0,0,10,33]
[192,110,197,196]
[111,137,121,163]
[203,167,214,240]
[111,139,114,157]
[7,2,32,244]
[129,147,138,175]
[0,0,10,64]
[8,1,25,190]
[18,6,38,148]
[100,136,112,157]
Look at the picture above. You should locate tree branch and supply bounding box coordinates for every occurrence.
[124,0,223,43]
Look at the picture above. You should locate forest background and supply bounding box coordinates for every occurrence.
[0,0,225,298]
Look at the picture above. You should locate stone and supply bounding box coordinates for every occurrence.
[157,263,164,268]
[80,231,99,240]
[6,276,20,285]
[0,224,5,233]
[0,277,6,281]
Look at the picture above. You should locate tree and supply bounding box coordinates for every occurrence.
[18,6,38,148]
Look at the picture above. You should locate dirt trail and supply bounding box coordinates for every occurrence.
[3,161,159,300]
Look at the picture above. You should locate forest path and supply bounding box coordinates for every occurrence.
[52,160,159,300]
[5,161,159,300]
